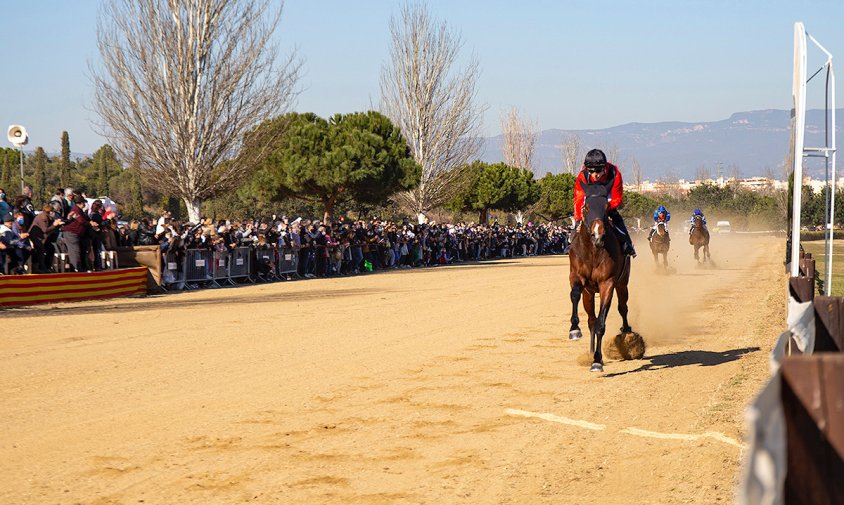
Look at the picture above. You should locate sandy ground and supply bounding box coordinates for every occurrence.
[0,234,785,504]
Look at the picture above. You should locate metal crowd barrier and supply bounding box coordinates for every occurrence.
[184,248,219,288]
[277,247,299,279]
[213,249,231,286]
[162,250,185,290]
[228,247,253,283]
[254,247,278,282]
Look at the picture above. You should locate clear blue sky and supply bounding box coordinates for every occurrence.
[1,0,842,155]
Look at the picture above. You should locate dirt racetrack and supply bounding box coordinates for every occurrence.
[1,234,785,504]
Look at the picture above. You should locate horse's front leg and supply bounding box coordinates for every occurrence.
[583,288,597,352]
[591,281,615,372]
[694,245,700,263]
[569,279,583,340]
[662,252,668,267]
[616,282,631,333]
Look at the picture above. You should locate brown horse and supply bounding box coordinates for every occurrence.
[649,222,670,267]
[689,215,710,263]
[568,186,632,372]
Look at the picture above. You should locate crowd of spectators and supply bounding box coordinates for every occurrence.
[147,214,570,282]
[0,185,571,281]
[0,185,120,274]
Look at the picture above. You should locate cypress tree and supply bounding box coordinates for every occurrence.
[91,144,118,197]
[60,131,71,188]
[33,147,47,206]
[98,147,112,196]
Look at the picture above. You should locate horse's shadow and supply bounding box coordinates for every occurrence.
[601,346,760,378]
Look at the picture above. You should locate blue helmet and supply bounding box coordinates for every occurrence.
[657,205,667,213]
[694,208,702,215]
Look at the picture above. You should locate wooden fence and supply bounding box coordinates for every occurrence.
[781,251,844,504]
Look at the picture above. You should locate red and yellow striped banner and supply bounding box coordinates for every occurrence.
[0,267,148,307]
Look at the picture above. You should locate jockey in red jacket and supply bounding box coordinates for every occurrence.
[573,149,636,257]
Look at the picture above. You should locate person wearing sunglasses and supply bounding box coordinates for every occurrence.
[572,148,636,257]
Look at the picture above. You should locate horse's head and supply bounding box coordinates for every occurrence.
[656,222,666,235]
[693,215,703,225]
[582,186,610,248]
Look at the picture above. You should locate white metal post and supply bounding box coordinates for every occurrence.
[790,23,807,278]
[827,65,836,295]
[807,30,836,293]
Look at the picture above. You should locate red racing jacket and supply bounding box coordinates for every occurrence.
[573,162,623,221]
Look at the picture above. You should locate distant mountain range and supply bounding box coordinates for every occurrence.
[481,109,842,180]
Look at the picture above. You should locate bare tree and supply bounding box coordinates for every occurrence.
[500,107,538,170]
[380,2,483,216]
[92,0,300,222]
[561,133,581,174]
[661,170,681,199]
[695,165,712,182]
[630,157,643,190]
[499,107,537,224]
[600,143,621,167]
[728,163,742,185]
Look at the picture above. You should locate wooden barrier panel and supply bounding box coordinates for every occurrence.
[800,257,815,279]
[812,297,844,353]
[781,355,844,505]
[790,276,814,303]
[115,246,163,293]
[0,267,148,307]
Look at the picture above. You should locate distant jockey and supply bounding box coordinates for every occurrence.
[689,208,707,234]
[648,205,670,241]
[573,149,636,257]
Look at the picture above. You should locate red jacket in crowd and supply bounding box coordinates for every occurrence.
[63,205,90,236]
[573,162,624,221]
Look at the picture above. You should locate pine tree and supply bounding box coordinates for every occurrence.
[33,147,47,206]
[60,131,71,188]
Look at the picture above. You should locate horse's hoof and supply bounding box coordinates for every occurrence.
[590,363,604,372]
[569,329,582,340]
[620,326,632,334]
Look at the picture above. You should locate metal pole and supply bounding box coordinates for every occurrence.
[18,146,24,194]
[824,65,831,293]
[790,23,807,278]
[804,30,837,289]
[827,64,837,295]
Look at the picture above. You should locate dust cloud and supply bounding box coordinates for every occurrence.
[580,233,780,350]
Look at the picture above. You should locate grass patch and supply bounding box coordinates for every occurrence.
[801,230,844,241]
[801,241,844,295]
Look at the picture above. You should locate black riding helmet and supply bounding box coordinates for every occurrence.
[583,149,607,173]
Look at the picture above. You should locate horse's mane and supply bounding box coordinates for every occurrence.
[583,183,609,198]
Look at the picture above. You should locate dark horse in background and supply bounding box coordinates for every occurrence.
[568,185,632,372]
[649,222,670,268]
[689,215,710,263]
